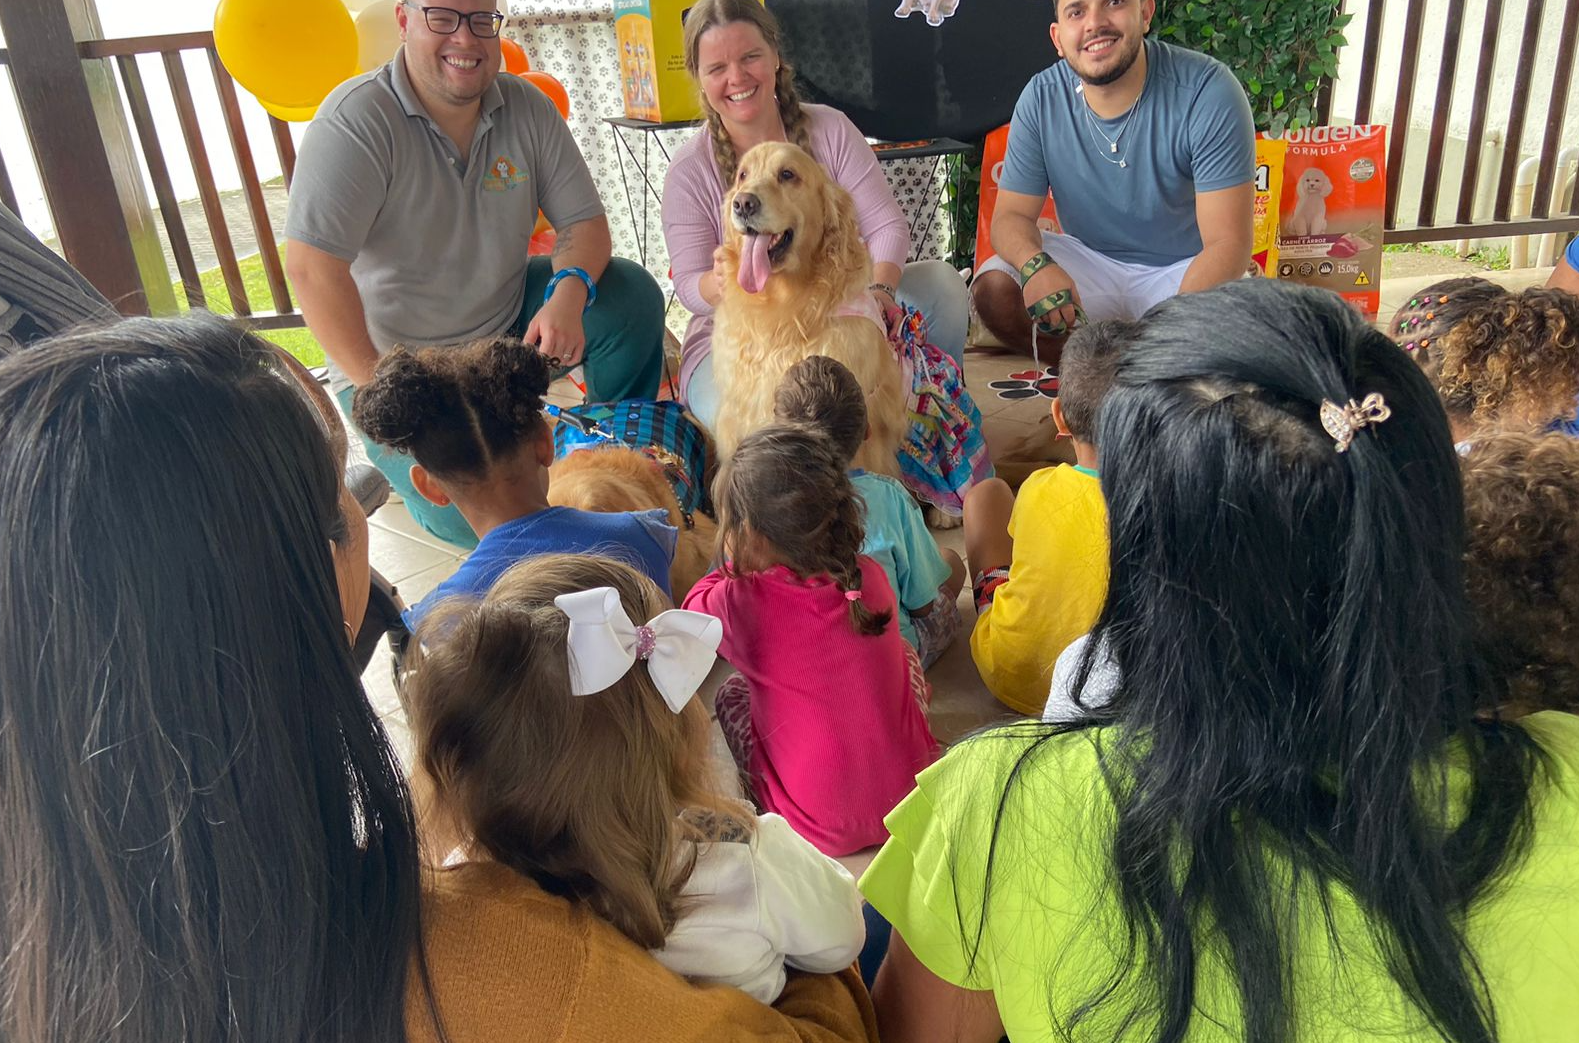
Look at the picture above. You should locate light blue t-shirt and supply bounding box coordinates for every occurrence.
[405,506,677,629]
[1001,39,1255,267]
[851,471,952,649]
[1549,237,1579,437]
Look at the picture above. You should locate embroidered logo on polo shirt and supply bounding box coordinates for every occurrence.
[483,155,529,191]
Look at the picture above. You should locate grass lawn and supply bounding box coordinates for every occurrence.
[175,247,324,367]
[1382,241,1512,271]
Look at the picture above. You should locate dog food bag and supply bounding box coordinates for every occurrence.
[1250,136,1286,277]
[1269,124,1388,319]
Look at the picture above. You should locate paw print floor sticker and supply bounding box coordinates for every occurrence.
[987,368,1059,400]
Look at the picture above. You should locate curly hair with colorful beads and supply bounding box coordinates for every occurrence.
[1385,277,1506,386]
[1436,286,1579,429]
[1461,431,1579,717]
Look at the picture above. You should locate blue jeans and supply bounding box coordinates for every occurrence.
[686,259,968,432]
[341,257,665,549]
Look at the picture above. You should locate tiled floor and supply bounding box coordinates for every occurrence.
[356,264,1557,796]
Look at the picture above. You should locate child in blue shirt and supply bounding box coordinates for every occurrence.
[352,338,676,629]
[774,357,965,666]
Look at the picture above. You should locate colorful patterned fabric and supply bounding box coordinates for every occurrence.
[890,305,994,516]
[551,399,711,518]
[972,566,1011,611]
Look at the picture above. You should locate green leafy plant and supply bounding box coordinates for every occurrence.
[1155,0,1350,135]
[947,142,985,271]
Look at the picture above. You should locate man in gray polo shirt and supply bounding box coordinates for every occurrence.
[973,0,1254,356]
[286,0,663,547]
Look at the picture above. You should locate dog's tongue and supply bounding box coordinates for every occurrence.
[738,233,772,294]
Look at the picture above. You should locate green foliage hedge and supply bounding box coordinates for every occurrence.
[1155,0,1351,135]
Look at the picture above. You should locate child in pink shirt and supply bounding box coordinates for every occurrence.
[684,425,938,856]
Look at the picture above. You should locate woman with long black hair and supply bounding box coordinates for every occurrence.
[860,279,1579,1042]
[0,313,877,1043]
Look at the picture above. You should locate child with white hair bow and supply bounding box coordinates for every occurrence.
[403,552,866,1004]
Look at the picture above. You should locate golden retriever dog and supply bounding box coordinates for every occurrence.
[711,141,905,474]
[1284,166,1333,236]
[547,446,715,603]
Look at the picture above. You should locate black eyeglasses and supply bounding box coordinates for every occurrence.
[403,3,505,38]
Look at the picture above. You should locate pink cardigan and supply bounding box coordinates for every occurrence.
[661,105,911,391]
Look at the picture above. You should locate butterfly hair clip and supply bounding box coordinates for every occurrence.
[1319,393,1392,453]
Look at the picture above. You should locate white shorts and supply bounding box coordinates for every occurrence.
[978,231,1195,322]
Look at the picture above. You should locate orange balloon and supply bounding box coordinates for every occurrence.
[500,38,530,76]
[534,211,551,236]
[523,71,570,120]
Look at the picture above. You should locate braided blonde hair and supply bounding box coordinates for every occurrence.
[682,0,815,185]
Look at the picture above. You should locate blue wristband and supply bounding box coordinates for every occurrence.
[543,266,597,311]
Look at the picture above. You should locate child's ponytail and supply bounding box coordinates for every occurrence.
[827,486,891,636]
[714,425,893,637]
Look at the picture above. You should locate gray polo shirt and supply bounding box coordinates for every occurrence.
[285,51,604,384]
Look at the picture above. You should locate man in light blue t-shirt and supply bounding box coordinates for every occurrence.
[974,0,1255,356]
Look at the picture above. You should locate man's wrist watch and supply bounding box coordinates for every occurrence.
[1018,252,1055,281]
[543,266,597,311]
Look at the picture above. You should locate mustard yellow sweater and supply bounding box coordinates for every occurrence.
[407,862,880,1042]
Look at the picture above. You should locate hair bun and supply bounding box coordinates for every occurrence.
[473,338,552,447]
[351,348,456,450]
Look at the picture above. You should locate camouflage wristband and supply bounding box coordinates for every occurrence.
[1017,251,1055,282]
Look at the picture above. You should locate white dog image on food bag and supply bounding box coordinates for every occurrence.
[1284,167,1333,237]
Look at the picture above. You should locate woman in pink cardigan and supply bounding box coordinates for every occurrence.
[662,0,969,432]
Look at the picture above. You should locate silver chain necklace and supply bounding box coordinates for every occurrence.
[1076,80,1145,169]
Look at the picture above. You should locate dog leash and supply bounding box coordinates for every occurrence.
[545,402,610,439]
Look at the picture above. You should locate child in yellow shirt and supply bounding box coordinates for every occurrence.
[963,320,1132,715]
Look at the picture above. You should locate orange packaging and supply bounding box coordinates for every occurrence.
[974,123,1058,269]
[1269,124,1388,319]
[1251,136,1286,277]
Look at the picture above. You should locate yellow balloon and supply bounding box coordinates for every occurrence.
[261,98,319,122]
[343,0,379,12]
[355,3,404,74]
[214,0,357,109]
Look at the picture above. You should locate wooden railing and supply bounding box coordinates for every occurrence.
[0,49,19,219]
[84,32,303,328]
[0,30,305,328]
[1331,0,1579,244]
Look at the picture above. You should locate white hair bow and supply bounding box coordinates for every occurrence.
[553,587,723,713]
